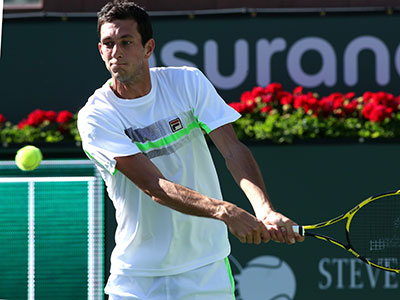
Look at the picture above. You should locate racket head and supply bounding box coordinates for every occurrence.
[347,190,400,273]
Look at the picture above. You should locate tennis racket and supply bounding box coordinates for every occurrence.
[292,190,400,273]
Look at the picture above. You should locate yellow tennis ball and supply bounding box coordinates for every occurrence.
[15,145,42,171]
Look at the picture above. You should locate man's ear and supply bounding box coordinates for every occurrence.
[144,39,155,59]
[98,42,106,61]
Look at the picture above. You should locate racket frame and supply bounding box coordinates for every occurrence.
[297,190,400,274]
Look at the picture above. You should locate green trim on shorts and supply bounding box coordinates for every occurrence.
[224,257,236,300]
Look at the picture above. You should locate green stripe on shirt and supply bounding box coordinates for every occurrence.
[134,120,200,152]
[194,114,212,134]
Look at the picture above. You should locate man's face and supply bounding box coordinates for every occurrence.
[98,19,153,84]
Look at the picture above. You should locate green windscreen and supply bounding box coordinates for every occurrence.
[0,160,104,300]
[0,183,29,300]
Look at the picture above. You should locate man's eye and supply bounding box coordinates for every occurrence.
[122,41,132,46]
[103,42,114,48]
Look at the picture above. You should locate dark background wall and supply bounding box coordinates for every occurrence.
[104,142,400,299]
[2,2,400,299]
[2,11,400,123]
[4,0,400,13]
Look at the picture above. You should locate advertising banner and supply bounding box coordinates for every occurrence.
[1,13,400,121]
[151,13,400,101]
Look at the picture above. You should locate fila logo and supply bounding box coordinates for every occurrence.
[169,118,183,132]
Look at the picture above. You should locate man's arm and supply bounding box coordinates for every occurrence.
[114,153,272,244]
[209,123,304,244]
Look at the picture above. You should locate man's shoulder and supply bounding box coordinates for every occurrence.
[78,82,113,122]
[150,66,202,78]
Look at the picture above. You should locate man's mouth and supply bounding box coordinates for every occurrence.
[111,61,126,67]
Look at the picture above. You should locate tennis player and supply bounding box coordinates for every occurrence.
[78,1,304,299]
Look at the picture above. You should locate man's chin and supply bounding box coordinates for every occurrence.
[113,73,130,83]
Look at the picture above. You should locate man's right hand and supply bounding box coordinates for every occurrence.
[219,202,272,244]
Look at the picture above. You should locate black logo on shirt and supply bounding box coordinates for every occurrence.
[169,118,183,133]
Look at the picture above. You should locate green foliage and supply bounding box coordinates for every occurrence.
[0,110,80,146]
[232,110,400,144]
[230,84,400,144]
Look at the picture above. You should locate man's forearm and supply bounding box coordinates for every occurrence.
[149,177,271,243]
[223,141,274,219]
[115,152,272,244]
[149,177,230,220]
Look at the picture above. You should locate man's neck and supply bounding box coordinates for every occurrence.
[111,71,151,99]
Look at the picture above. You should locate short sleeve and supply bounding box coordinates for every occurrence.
[190,69,241,134]
[78,109,141,175]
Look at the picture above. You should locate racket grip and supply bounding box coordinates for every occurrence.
[293,225,305,236]
[266,225,305,236]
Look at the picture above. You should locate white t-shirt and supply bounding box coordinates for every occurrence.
[78,66,241,276]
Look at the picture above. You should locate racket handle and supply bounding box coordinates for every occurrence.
[293,225,305,236]
[266,225,305,236]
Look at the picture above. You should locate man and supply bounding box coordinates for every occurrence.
[78,1,303,299]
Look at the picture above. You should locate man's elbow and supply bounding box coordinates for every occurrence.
[140,177,170,204]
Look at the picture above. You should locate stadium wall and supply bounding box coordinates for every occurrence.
[1,11,400,123]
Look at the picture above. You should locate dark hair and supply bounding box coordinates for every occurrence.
[97,0,153,46]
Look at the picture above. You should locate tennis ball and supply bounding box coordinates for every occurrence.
[15,145,42,171]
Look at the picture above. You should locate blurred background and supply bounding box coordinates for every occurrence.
[2,0,400,122]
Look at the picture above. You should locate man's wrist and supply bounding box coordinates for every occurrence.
[254,202,275,220]
[214,201,236,223]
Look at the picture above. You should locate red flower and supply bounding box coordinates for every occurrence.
[240,91,257,113]
[240,91,253,103]
[280,93,293,105]
[45,110,57,122]
[229,102,245,113]
[261,94,273,104]
[344,92,356,100]
[265,83,283,94]
[303,97,319,113]
[243,98,257,113]
[26,109,56,126]
[293,86,303,95]
[362,91,373,102]
[362,103,374,119]
[27,109,46,126]
[260,105,272,114]
[57,110,73,124]
[293,95,306,110]
[369,105,392,122]
[344,100,358,115]
[371,92,388,105]
[234,85,400,126]
[333,97,344,110]
[0,114,6,123]
[319,96,334,114]
[362,103,392,122]
[251,86,266,98]
[18,119,28,129]
[293,93,319,113]
[20,109,58,127]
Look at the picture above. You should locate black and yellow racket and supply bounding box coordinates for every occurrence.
[294,190,400,273]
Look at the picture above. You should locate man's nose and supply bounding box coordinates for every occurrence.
[112,44,122,58]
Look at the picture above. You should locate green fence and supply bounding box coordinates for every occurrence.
[0,160,104,300]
